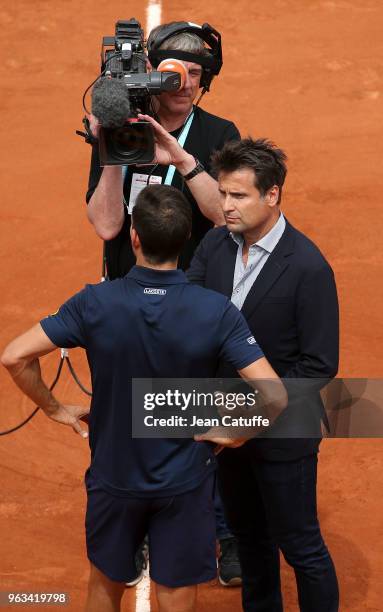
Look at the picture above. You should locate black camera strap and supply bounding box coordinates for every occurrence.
[76,116,99,145]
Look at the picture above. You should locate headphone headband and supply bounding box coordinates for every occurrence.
[150,50,218,71]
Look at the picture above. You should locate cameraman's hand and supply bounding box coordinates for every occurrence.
[137,113,195,173]
[88,113,101,139]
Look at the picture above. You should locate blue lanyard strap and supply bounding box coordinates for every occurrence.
[122,108,195,190]
[164,109,194,185]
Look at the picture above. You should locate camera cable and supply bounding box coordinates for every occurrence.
[81,52,120,115]
[0,351,92,436]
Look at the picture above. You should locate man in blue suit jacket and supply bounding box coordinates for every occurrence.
[187,138,339,611]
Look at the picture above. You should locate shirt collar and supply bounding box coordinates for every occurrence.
[126,265,188,286]
[230,212,286,254]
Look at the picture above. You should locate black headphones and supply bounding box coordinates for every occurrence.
[147,22,223,92]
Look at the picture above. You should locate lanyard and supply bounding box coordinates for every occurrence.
[122,108,195,188]
[164,109,194,185]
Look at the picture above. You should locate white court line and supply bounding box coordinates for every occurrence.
[135,565,151,612]
[146,0,162,37]
[136,4,162,611]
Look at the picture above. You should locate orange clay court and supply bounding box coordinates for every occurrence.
[0,1,382,610]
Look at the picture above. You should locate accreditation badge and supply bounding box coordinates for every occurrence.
[128,173,162,214]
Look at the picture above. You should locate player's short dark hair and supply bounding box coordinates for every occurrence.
[132,184,192,264]
[211,138,288,204]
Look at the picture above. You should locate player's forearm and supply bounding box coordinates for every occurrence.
[87,166,125,240]
[3,357,61,415]
[175,154,225,226]
[239,360,288,425]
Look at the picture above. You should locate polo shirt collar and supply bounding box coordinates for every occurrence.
[127,265,188,285]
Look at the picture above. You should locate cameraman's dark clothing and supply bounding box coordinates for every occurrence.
[86,106,240,278]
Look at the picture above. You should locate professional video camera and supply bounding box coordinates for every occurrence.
[88,19,184,166]
[78,19,223,166]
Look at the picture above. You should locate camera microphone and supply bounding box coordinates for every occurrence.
[91,77,131,128]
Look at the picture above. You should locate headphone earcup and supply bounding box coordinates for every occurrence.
[157,58,188,90]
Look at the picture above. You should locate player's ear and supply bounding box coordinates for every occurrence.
[130,226,141,251]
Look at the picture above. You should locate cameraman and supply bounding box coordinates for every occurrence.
[86,21,240,278]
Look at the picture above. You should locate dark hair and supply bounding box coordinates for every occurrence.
[211,138,288,204]
[132,184,192,263]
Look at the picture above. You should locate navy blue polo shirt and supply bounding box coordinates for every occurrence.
[40,266,263,497]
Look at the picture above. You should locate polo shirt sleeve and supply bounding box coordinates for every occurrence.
[40,289,87,349]
[218,301,264,369]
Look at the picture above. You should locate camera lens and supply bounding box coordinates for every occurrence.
[98,122,155,165]
[114,126,148,153]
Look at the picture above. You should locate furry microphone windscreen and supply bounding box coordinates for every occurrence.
[91,77,131,128]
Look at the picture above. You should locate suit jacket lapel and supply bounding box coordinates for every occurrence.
[217,233,238,297]
[241,221,296,320]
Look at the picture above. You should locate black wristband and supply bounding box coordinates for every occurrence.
[182,158,205,181]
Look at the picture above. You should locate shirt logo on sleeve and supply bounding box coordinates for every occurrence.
[247,336,257,345]
[144,288,167,295]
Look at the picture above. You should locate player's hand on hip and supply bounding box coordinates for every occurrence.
[194,430,247,449]
[46,404,89,439]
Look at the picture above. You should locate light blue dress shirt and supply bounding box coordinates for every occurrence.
[231,213,286,310]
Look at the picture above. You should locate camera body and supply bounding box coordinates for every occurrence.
[98,19,182,166]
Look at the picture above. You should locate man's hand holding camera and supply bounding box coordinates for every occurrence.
[88,111,197,175]
[137,113,197,175]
